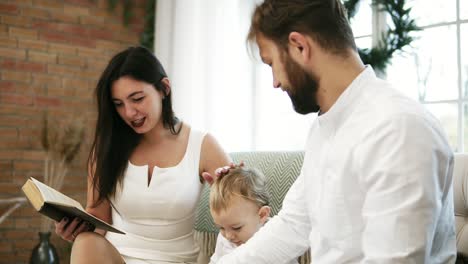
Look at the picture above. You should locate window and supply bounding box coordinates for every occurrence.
[254,0,466,151]
[156,0,465,152]
[385,0,466,152]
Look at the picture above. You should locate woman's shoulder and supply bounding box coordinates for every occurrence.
[181,123,214,147]
[200,132,224,154]
[183,124,206,138]
[197,128,230,173]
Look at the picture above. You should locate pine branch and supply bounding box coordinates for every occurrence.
[345,0,419,72]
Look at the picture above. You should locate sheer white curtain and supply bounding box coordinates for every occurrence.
[155,0,312,152]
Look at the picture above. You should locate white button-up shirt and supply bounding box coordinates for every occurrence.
[218,67,456,263]
[209,223,298,264]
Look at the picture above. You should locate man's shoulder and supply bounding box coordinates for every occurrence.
[356,81,434,127]
[343,81,448,148]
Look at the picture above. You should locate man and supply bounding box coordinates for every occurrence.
[205,0,456,263]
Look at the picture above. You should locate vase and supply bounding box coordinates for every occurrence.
[30,232,59,264]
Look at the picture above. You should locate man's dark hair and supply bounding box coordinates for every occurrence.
[247,0,357,56]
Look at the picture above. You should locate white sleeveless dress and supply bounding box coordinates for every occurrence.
[105,129,205,264]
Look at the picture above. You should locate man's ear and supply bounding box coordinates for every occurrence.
[258,205,271,225]
[160,77,171,96]
[288,32,311,64]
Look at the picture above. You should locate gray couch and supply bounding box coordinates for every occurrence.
[454,153,468,258]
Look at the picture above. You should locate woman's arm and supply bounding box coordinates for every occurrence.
[85,167,112,236]
[199,133,231,182]
[54,160,112,241]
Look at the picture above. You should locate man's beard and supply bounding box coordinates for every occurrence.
[283,54,320,114]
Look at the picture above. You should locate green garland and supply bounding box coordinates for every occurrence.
[109,0,417,69]
[105,0,155,51]
[139,0,155,50]
[343,0,419,72]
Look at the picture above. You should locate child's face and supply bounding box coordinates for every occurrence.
[211,196,270,246]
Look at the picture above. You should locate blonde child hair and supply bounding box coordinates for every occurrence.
[209,167,270,213]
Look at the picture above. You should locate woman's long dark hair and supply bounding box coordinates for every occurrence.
[89,46,180,206]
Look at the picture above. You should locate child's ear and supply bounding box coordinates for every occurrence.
[258,206,271,224]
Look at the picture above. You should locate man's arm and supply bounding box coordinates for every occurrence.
[217,171,311,263]
[209,234,228,264]
[357,114,454,262]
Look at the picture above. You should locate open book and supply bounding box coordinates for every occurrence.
[21,177,125,234]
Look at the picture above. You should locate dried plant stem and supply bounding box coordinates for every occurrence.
[40,156,72,232]
[39,114,84,232]
[0,201,26,226]
[41,214,53,232]
[51,159,67,191]
[44,157,49,188]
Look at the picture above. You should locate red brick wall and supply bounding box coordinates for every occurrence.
[0,0,147,263]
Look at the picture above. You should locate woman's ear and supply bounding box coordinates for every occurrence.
[258,205,271,225]
[160,77,171,97]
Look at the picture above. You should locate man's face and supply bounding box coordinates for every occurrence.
[257,34,320,114]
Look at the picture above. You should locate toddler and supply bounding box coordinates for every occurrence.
[209,167,297,264]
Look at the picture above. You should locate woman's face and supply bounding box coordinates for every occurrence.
[111,76,165,134]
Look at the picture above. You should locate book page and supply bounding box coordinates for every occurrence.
[23,178,125,234]
[31,178,84,210]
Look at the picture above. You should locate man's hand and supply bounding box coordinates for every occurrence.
[202,161,245,185]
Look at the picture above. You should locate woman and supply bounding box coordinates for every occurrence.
[55,46,231,264]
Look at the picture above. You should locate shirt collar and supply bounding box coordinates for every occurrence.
[316,66,376,133]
